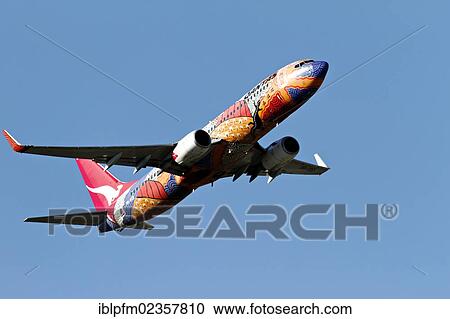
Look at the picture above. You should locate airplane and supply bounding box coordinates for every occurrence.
[3,59,330,233]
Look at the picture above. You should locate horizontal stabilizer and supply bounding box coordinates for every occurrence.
[24,210,107,226]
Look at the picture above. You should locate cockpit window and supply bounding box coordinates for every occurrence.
[294,59,314,68]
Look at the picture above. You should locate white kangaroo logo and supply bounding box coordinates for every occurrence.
[86,184,123,206]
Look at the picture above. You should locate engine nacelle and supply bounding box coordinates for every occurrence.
[172,130,211,166]
[261,136,300,171]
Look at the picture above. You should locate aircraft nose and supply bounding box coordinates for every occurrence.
[310,61,329,79]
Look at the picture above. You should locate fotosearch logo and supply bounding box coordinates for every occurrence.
[48,204,399,240]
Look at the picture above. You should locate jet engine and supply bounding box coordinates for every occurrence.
[172,130,212,166]
[261,136,299,171]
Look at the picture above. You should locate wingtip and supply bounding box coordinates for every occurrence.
[3,129,26,152]
[313,153,328,168]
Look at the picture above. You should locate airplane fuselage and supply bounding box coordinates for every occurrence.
[112,60,329,229]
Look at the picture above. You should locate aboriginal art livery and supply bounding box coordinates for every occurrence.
[4,59,330,233]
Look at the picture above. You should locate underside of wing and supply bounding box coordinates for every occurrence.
[279,156,329,175]
[255,153,329,177]
[3,130,186,175]
[225,142,329,182]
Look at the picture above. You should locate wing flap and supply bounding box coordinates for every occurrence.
[280,157,329,175]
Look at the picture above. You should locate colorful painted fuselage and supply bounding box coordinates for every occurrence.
[110,60,329,228]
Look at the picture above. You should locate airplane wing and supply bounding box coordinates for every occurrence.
[245,154,329,183]
[3,130,186,175]
[279,154,329,175]
[251,154,329,177]
[227,145,329,182]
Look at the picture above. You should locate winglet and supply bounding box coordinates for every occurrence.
[313,153,328,168]
[2,130,26,152]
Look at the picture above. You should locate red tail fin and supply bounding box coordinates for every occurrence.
[75,159,130,210]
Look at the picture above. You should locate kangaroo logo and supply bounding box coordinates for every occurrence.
[86,184,123,206]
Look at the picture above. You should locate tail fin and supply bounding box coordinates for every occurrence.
[75,159,128,210]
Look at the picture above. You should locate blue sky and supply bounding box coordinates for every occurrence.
[1,0,449,298]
